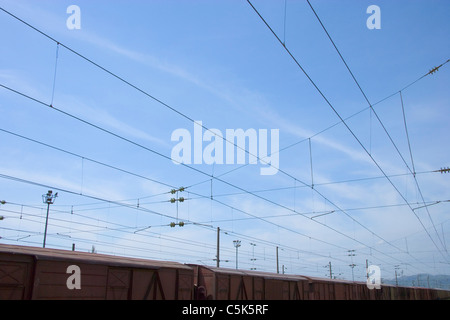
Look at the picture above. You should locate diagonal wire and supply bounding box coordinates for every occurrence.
[305,0,448,254]
[0,85,420,268]
[247,0,449,261]
[0,6,444,266]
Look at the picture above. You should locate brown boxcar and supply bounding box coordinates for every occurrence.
[301,276,363,300]
[192,265,310,300]
[2,244,449,300]
[0,244,193,300]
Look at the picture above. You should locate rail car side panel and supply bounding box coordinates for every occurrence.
[32,260,108,300]
[0,252,33,300]
[216,274,230,300]
[106,268,131,300]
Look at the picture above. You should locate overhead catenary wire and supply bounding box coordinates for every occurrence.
[0,171,355,256]
[187,61,447,189]
[399,91,416,176]
[0,5,447,274]
[1,197,357,274]
[0,6,276,174]
[3,124,448,255]
[0,174,436,278]
[2,126,447,234]
[246,0,449,262]
[0,128,176,190]
[50,43,59,106]
[305,0,448,255]
[0,6,442,268]
[1,153,434,274]
[0,125,384,254]
[0,55,442,277]
[3,202,422,276]
[0,82,416,270]
[0,6,366,237]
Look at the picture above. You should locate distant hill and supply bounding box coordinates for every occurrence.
[382,274,450,290]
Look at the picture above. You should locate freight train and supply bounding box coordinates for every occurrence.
[0,244,448,300]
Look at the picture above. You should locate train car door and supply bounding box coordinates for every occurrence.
[106,268,131,300]
[0,260,32,299]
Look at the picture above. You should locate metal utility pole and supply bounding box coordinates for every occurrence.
[395,265,400,286]
[366,259,369,281]
[216,227,220,268]
[233,240,241,269]
[328,261,333,279]
[276,246,279,274]
[348,250,356,282]
[349,264,356,282]
[250,243,256,270]
[42,190,58,248]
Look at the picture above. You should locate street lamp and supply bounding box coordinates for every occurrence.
[233,240,241,269]
[42,190,58,248]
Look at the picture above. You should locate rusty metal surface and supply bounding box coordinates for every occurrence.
[1,244,450,300]
[0,243,194,300]
[0,254,33,299]
[0,243,192,270]
[195,265,312,300]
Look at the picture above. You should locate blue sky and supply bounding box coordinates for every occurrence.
[0,0,449,283]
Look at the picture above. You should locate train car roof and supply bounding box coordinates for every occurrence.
[0,243,192,270]
[197,265,374,286]
[196,265,311,281]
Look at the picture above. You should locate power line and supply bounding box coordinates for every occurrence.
[187,62,446,190]
[0,128,176,190]
[0,7,434,268]
[1,156,429,273]
[0,82,412,268]
[305,0,448,256]
[0,6,278,175]
[0,209,218,257]
[0,125,378,258]
[2,123,447,273]
[1,6,446,270]
[1,190,355,273]
[4,125,445,273]
[399,91,416,175]
[0,6,393,230]
[246,0,449,262]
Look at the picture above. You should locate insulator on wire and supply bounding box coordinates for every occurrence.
[169,222,184,227]
[170,187,185,194]
[439,167,450,174]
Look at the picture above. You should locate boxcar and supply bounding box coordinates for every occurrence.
[0,244,193,300]
[1,244,449,300]
[192,265,311,300]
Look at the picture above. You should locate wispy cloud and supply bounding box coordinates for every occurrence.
[61,94,170,148]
